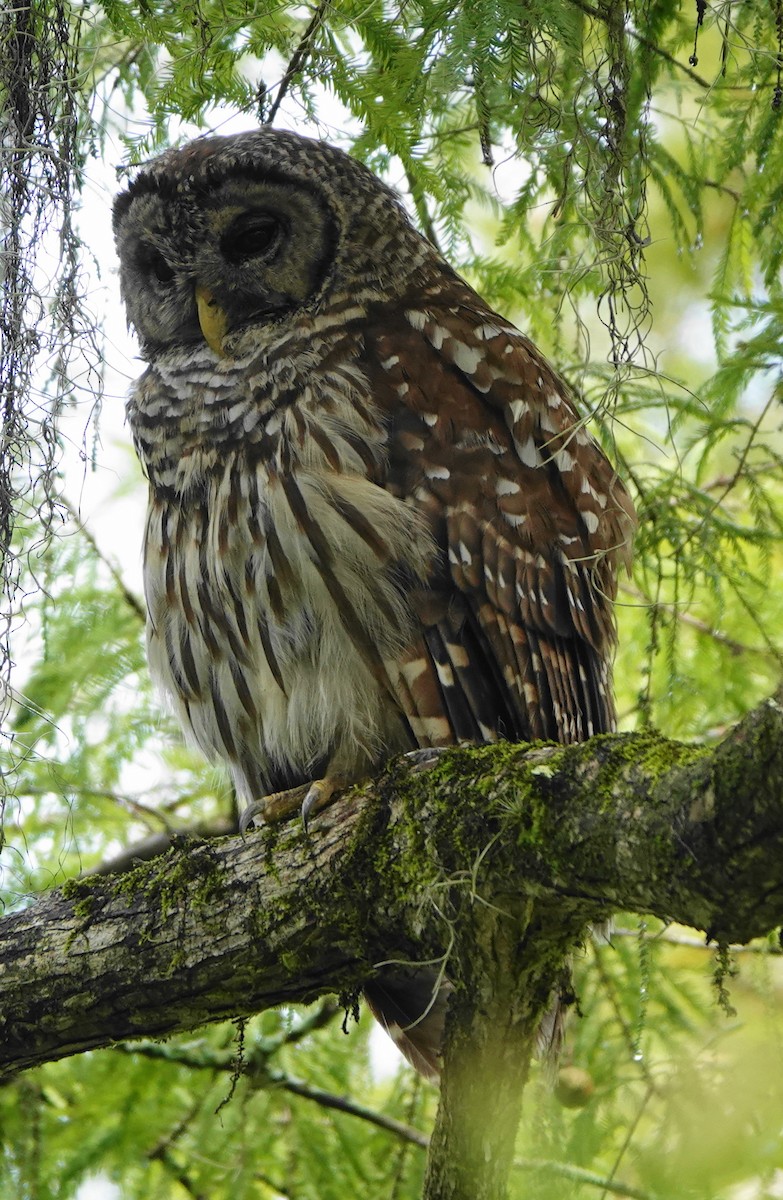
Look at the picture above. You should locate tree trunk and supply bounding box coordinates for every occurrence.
[422,898,579,1200]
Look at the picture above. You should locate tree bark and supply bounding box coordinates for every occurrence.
[3,692,783,1195]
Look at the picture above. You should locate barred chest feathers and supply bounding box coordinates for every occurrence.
[128,334,432,803]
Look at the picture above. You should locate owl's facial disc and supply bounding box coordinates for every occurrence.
[114,172,337,357]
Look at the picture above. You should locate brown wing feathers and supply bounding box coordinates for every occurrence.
[367,291,634,751]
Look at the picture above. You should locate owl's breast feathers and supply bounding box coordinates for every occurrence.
[128,285,634,802]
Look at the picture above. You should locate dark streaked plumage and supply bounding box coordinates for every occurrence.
[113,129,635,1077]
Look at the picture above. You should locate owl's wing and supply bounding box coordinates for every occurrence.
[365,285,635,749]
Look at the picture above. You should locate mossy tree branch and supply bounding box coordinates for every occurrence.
[2,691,783,1196]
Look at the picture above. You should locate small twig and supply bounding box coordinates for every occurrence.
[264,0,330,125]
[612,925,782,953]
[60,495,146,622]
[149,1147,205,1200]
[23,784,170,824]
[619,582,773,659]
[146,1090,215,1200]
[116,1003,340,1066]
[116,1021,430,1148]
[147,1095,206,1165]
[566,0,711,89]
[680,393,776,555]
[600,1083,655,1200]
[701,462,780,493]
[702,178,741,201]
[515,1157,658,1200]
[271,1073,430,1149]
[472,58,493,166]
[272,998,341,1045]
[99,43,145,93]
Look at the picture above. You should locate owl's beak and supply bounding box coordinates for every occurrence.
[195,285,229,357]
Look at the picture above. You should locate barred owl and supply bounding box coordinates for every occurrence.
[113,129,635,1077]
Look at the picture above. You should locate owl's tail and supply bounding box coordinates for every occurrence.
[364,967,567,1080]
[363,968,452,1080]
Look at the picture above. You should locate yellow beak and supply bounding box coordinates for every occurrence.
[195,285,229,357]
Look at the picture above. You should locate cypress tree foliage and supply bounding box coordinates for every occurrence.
[2,3,783,1198]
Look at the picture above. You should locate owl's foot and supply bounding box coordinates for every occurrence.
[239,783,308,833]
[238,776,347,834]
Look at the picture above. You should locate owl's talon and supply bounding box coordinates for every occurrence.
[239,798,267,835]
[301,789,315,834]
[300,777,343,832]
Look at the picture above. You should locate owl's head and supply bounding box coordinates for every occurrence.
[113,129,430,359]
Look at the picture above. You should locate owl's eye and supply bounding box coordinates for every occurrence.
[139,249,175,285]
[220,212,285,264]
